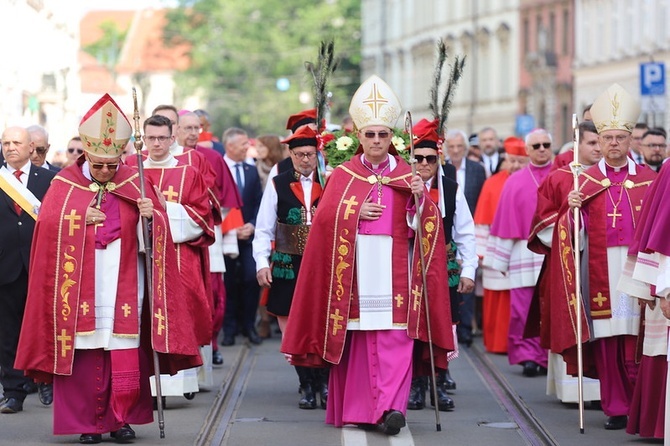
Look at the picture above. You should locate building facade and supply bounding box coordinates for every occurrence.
[574,0,669,130]
[361,0,522,137]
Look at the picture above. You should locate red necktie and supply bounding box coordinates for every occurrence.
[13,170,23,215]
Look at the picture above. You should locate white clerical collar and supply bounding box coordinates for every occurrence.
[598,158,637,176]
[145,154,177,168]
[169,142,184,156]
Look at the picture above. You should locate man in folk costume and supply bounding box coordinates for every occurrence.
[406,119,477,413]
[281,75,454,436]
[0,126,56,414]
[253,126,329,410]
[474,137,528,354]
[527,120,602,404]
[137,114,216,403]
[559,83,656,430]
[483,129,553,377]
[15,94,202,444]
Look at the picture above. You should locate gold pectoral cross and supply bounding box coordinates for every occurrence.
[607,207,622,228]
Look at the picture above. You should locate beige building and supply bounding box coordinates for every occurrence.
[361,0,522,137]
[574,0,669,130]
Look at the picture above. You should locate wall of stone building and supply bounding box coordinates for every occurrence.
[574,0,670,131]
[361,0,522,138]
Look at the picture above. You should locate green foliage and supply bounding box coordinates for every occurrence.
[82,21,128,71]
[165,0,362,137]
[322,128,411,168]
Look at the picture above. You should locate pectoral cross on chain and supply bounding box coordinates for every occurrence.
[607,207,622,228]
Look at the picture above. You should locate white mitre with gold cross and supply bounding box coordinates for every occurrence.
[349,75,402,130]
[79,93,132,159]
[590,83,640,134]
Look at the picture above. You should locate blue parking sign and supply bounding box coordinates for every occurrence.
[640,62,665,96]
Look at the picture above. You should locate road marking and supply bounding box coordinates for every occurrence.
[341,425,415,445]
[342,426,367,446]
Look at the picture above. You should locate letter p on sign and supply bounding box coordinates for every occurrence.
[640,62,665,96]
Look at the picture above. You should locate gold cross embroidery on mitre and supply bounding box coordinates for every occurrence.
[362,83,389,118]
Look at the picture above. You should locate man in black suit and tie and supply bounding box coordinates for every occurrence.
[0,126,56,413]
[479,127,504,178]
[445,129,486,346]
[222,127,263,346]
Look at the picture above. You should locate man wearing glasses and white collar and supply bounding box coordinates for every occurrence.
[281,75,454,436]
[483,128,553,379]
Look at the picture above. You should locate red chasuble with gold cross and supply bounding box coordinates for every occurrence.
[281,155,454,370]
[546,162,655,364]
[16,163,202,383]
[142,164,216,346]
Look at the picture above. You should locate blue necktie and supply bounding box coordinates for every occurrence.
[235,163,244,195]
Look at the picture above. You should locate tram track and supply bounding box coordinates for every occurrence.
[465,344,559,446]
[195,344,253,446]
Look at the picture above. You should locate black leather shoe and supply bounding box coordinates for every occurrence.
[38,383,53,406]
[430,373,455,411]
[604,415,627,430]
[381,410,405,435]
[522,361,540,377]
[443,369,456,391]
[22,381,38,394]
[298,384,317,409]
[212,350,224,365]
[247,330,262,345]
[407,377,426,410]
[221,335,235,346]
[110,424,136,443]
[0,397,23,414]
[79,433,102,444]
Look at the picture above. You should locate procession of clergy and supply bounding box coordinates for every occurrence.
[2,73,670,443]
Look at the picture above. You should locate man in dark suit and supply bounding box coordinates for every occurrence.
[479,127,504,178]
[222,127,263,346]
[0,126,56,413]
[27,125,60,173]
[445,129,486,346]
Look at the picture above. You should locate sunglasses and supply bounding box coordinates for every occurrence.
[34,146,48,155]
[67,147,84,155]
[363,131,391,139]
[531,142,551,150]
[415,155,438,164]
[88,161,120,171]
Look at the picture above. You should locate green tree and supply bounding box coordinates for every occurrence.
[82,21,128,77]
[165,0,361,136]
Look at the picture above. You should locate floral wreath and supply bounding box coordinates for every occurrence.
[321,128,411,168]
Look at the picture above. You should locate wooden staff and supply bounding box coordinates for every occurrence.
[132,87,166,438]
[405,111,441,432]
[570,113,585,434]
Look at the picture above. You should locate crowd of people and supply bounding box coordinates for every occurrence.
[1,74,669,445]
